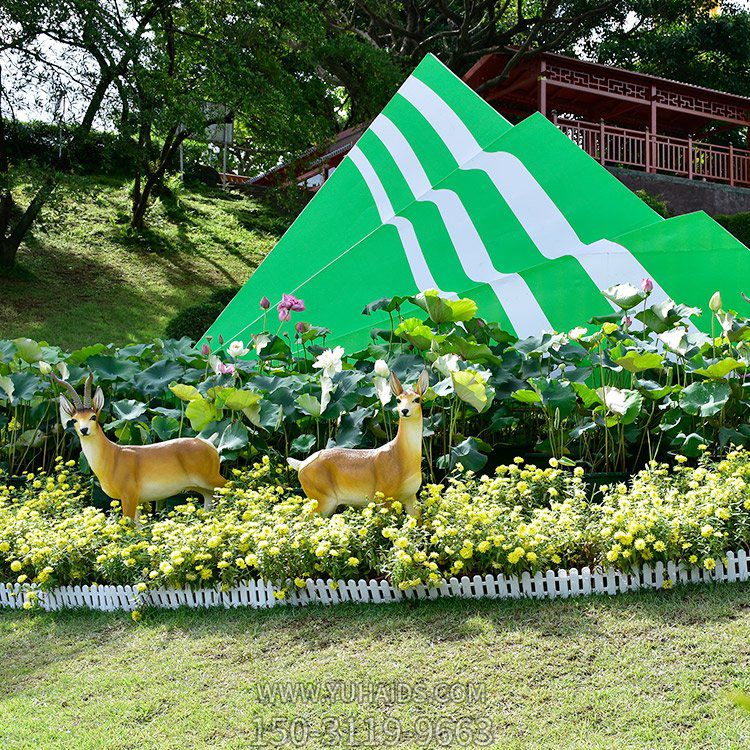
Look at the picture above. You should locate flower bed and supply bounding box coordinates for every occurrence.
[1,449,749,613]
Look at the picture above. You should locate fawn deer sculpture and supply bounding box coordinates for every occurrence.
[288,370,428,517]
[53,373,226,522]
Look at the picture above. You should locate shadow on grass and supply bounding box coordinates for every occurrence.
[0,583,750,698]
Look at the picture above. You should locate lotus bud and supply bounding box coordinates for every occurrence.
[295,321,306,335]
[38,361,52,375]
[260,296,270,310]
[374,359,390,378]
[218,334,224,345]
[709,291,722,312]
[641,277,653,294]
[201,343,211,356]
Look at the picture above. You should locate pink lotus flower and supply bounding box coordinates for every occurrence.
[295,321,306,334]
[642,277,653,294]
[218,362,235,375]
[278,306,291,322]
[281,293,305,312]
[260,296,270,310]
[201,343,211,356]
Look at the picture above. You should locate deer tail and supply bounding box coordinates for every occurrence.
[287,457,303,471]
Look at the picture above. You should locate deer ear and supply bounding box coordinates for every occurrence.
[389,372,403,396]
[92,387,105,413]
[416,369,429,395]
[59,395,75,423]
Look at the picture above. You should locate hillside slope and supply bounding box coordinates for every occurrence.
[0,174,285,348]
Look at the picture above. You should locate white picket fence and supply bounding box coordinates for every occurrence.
[1,548,748,613]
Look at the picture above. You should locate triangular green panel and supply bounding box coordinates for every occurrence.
[204,53,750,350]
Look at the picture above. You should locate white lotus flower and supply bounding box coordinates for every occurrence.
[373,359,390,378]
[38,361,52,375]
[252,333,271,355]
[373,376,392,406]
[433,353,461,378]
[320,375,333,413]
[228,340,249,358]
[596,386,629,415]
[569,326,587,341]
[313,346,345,379]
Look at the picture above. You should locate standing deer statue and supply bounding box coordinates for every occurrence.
[287,370,428,517]
[53,373,226,523]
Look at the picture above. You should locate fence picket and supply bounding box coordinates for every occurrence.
[9,548,750,614]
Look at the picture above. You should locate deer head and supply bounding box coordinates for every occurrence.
[390,369,429,419]
[52,372,105,440]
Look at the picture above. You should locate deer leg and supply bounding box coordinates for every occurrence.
[312,496,339,517]
[402,495,420,520]
[120,495,140,524]
[201,490,214,511]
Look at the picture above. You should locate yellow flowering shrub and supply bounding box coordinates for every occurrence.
[1,452,750,593]
[593,449,750,571]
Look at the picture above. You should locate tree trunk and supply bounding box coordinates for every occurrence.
[129,127,185,230]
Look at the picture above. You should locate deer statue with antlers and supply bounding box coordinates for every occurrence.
[53,373,226,523]
[287,370,428,518]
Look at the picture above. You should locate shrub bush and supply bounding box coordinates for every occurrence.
[635,189,670,217]
[1,450,750,596]
[164,286,239,340]
[715,211,750,248]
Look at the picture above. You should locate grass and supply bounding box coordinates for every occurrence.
[0,173,286,348]
[1,583,750,749]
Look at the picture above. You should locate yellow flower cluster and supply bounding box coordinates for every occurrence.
[594,449,750,571]
[1,451,749,595]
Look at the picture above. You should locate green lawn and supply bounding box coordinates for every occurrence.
[1,583,750,749]
[1,174,285,348]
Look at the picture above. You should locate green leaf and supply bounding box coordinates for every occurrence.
[87,355,139,381]
[572,382,601,408]
[692,358,743,379]
[412,289,478,323]
[290,434,316,455]
[218,422,249,453]
[452,370,494,413]
[185,397,219,431]
[207,386,262,410]
[512,388,542,404]
[334,407,371,448]
[9,372,42,404]
[436,437,488,472]
[112,399,148,422]
[151,415,180,441]
[67,343,108,365]
[361,295,409,315]
[394,318,444,350]
[614,351,664,373]
[0,340,18,364]
[224,389,261,410]
[296,393,323,418]
[679,381,731,417]
[601,283,646,311]
[638,380,673,401]
[12,338,44,363]
[134,360,185,396]
[170,383,202,402]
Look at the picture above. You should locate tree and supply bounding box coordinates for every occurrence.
[588,1,750,97]
[122,0,402,229]
[321,0,633,89]
[0,0,163,270]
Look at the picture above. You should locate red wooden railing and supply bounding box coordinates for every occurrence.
[554,116,750,188]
